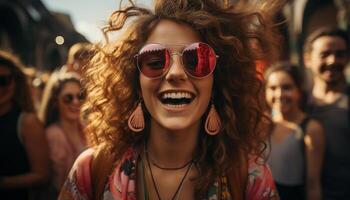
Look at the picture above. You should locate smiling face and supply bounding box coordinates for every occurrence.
[265,71,301,115]
[57,81,82,122]
[304,36,349,84]
[139,20,213,133]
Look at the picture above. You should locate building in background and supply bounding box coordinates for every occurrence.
[0,0,87,71]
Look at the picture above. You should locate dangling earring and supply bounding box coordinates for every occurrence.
[128,101,145,132]
[205,103,221,135]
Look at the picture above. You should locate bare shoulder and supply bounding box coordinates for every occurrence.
[20,112,45,139]
[21,112,40,126]
[45,124,63,136]
[304,118,325,149]
[305,119,324,137]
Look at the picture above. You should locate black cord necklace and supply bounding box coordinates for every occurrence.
[145,147,193,170]
[145,150,193,200]
[152,158,193,170]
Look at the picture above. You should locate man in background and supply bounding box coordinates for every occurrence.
[303,27,350,200]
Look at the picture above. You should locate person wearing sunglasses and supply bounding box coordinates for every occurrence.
[59,0,281,199]
[39,72,86,198]
[0,51,49,200]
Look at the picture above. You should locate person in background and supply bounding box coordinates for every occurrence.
[303,26,350,200]
[0,50,49,200]
[59,0,282,199]
[61,42,94,76]
[265,62,325,200]
[39,72,86,198]
[22,67,50,112]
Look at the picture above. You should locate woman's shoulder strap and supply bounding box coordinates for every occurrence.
[299,116,312,136]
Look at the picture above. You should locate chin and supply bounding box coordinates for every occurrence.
[156,117,199,132]
[281,107,291,115]
[66,114,80,122]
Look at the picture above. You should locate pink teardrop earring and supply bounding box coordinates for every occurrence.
[128,100,145,132]
[205,101,221,135]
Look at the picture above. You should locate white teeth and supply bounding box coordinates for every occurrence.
[164,104,186,108]
[161,92,192,99]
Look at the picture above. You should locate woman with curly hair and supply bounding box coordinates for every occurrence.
[0,50,49,200]
[59,0,281,199]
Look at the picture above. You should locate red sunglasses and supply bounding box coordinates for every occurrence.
[135,42,218,79]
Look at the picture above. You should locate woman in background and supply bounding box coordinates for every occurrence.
[39,72,86,197]
[0,50,49,200]
[265,62,325,200]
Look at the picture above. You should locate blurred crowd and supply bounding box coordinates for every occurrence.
[0,42,93,199]
[0,25,349,200]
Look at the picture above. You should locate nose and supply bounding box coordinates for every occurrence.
[273,88,283,100]
[326,54,337,65]
[72,95,81,105]
[165,54,188,81]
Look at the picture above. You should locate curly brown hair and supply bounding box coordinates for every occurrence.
[83,0,281,198]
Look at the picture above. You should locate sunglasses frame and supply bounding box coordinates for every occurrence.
[61,93,85,105]
[134,42,219,79]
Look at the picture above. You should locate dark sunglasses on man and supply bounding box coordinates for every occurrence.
[0,74,12,87]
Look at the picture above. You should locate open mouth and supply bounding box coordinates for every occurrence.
[159,92,194,107]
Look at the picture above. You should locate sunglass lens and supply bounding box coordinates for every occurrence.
[183,43,216,78]
[137,44,170,78]
[0,75,12,87]
[62,94,74,104]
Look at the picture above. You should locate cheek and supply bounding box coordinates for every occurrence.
[201,76,213,95]
[311,57,323,68]
[58,101,68,114]
[293,90,302,103]
[265,90,274,105]
[140,77,150,96]
[139,76,160,108]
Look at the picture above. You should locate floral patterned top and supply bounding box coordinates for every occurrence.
[59,148,279,200]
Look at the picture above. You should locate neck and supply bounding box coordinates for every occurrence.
[312,77,347,102]
[281,108,305,124]
[147,119,199,168]
[0,101,13,116]
[59,117,80,132]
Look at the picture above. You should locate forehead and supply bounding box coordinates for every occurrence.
[311,36,347,53]
[146,20,201,46]
[60,81,80,94]
[267,71,295,86]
